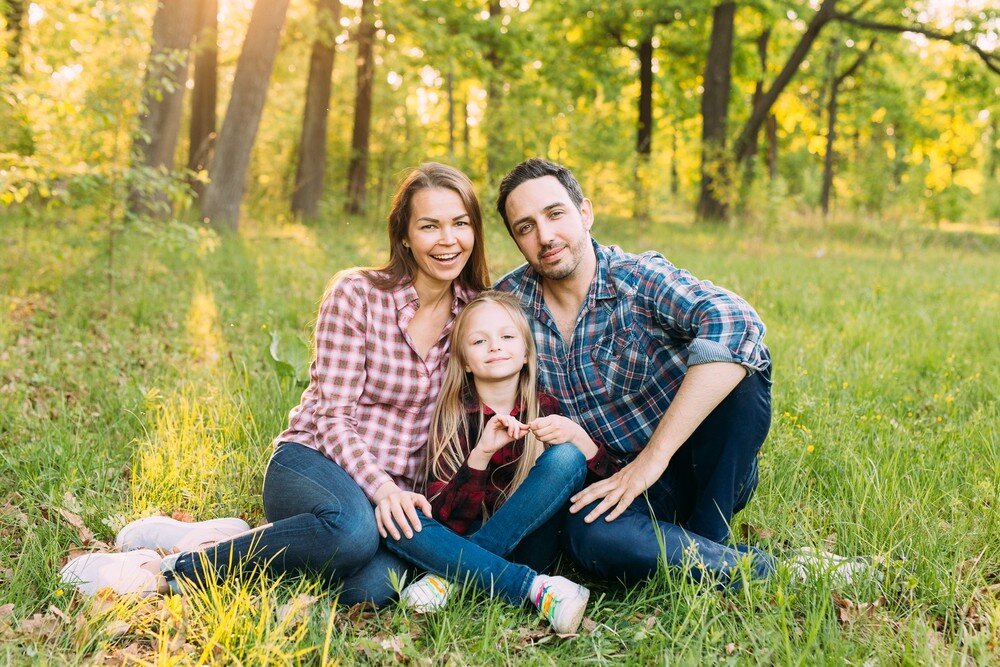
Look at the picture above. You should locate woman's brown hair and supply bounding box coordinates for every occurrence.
[367,163,489,292]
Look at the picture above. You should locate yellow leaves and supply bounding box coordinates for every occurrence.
[952,169,984,193]
[870,107,887,124]
[807,134,827,156]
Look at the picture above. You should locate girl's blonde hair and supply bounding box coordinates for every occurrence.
[426,291,543,508]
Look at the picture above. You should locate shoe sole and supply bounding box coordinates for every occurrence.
[115,516,250,552]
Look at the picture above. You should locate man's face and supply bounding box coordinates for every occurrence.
[504,176,593,281]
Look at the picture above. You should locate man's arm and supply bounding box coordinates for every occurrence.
[569,361,747,523]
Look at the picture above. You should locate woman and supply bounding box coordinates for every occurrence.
[62,163,490,605]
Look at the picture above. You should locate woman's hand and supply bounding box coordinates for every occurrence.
[372,482,432,540]
[529,415,598,458]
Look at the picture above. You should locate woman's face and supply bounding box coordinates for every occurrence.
[405,188,476,290]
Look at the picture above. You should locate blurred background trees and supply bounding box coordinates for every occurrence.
[0,0,997,230]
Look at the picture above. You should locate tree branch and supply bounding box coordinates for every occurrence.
[834,38,876,87]
[834,13,999,76]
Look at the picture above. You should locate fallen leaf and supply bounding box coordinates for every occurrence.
[276,594,320,627]
[823,533,838,552]
[18,612,62,640]
[581,616,597,633]
[725,642,737,655]
[105,620,131,638]
[378,635,406,660]
[48,605,70,623]
[0,603,13,619]
[55,506,95,544]
[738,523,775,542]
[171,510,195,523]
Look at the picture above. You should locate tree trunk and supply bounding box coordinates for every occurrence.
[128,0,198,219]
[821,39,874,216]
[670,129,679,195]
[484,0,504,177]
[634,31,654,218]
[733,0,838,167]
[345,0,376,216]
[201,0,291,231]
[697,2,736,222]
[292,0,341,219]
[446,70,455,157]
[741,29,770,190]
[3,0,25,76]
[820,38,839,216]
[766,113,778,180]
[187,0,217,200]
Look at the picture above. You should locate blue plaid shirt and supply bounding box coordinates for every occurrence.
[494,239,769,458]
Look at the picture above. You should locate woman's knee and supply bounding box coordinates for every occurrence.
[315,505,380,565]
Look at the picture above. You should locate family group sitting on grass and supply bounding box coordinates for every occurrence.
[62,159,863,634]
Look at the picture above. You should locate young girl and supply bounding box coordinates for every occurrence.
[383,291,620,634]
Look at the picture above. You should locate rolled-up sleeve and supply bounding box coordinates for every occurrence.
[645,256,768,374]
[311,278,393,499]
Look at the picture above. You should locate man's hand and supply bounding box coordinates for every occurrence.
[528,415,598,458]
[373,482,432,540]
[568,448,669,523]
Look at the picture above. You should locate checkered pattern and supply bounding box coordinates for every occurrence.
[276,271,476,500]
[495,239,769,457]
[427,391,621,535]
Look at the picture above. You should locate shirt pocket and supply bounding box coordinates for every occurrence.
[590,327,651,396]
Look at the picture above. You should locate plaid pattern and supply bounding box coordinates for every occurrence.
[276,270,476,500]
[427,391,621,535]
[495,239,769,457]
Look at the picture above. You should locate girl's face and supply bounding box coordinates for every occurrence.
[405,187,475,290]
[460,302,528,383]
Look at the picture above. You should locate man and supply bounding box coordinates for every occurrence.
[494,158,775,587]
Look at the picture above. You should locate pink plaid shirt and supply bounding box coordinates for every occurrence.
[276,270,477,500]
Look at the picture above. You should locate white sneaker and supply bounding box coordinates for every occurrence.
[788,547,878,586]
[60,549,162,597]
[400,573,452,612]
[530,575,590,634]
[115,516,250,553]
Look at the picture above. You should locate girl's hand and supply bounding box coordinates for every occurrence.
[372,482,432,540]
[529,415,598,458]
[475,414,528,456]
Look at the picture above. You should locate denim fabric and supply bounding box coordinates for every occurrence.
[563,367,775,588]
[167,442,411,606]
[386,444,587,605]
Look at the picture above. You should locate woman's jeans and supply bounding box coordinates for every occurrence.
[384,444,587,606]
[564,366,777,589]
[166,442,410,606]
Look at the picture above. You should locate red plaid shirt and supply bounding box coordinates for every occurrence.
[427,391,622,535]
[276,270,476,500]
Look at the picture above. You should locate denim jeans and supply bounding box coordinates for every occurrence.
[563,364,776,588]
[385,444,587,605]
[167,442,411,605]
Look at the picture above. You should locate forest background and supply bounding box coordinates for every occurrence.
[1,0,998,664]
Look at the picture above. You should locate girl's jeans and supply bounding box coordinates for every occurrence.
[384,444,588,605]
[166,441,411,606]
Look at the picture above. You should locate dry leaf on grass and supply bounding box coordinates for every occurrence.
[580,616,597,633]
[18,612,63,640]
[170,510,195,523]
[725,642,738,655]
[105,620,131,638]
[738,523,774,542]
[276,593,320,627]
[831,593,892,626]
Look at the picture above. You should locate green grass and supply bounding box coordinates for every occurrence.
[1,208,997,664]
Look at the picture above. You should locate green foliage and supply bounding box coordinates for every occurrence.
[1,207,997,663]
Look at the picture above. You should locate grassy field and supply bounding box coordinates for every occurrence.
[1,208,997,665]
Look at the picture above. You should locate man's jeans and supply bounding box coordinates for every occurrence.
[564,365,776,588]
[167,442,410,605]
[385,444,587,605]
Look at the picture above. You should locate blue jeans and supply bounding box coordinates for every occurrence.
[166,442,411,605]
[564,364,776,588]
[385,444,587,605]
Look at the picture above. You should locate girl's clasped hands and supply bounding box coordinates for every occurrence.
[474,414,598,459]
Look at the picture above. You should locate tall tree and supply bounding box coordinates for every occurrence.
[2,0,25,76]
[128,0,198,219]
[696,2,735,222]
[821,39,875,215]
[292,0,342,219]
[201,0,291,231]
[187,0,218,200]
[484,0,504,177]
[345,0,376,216]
